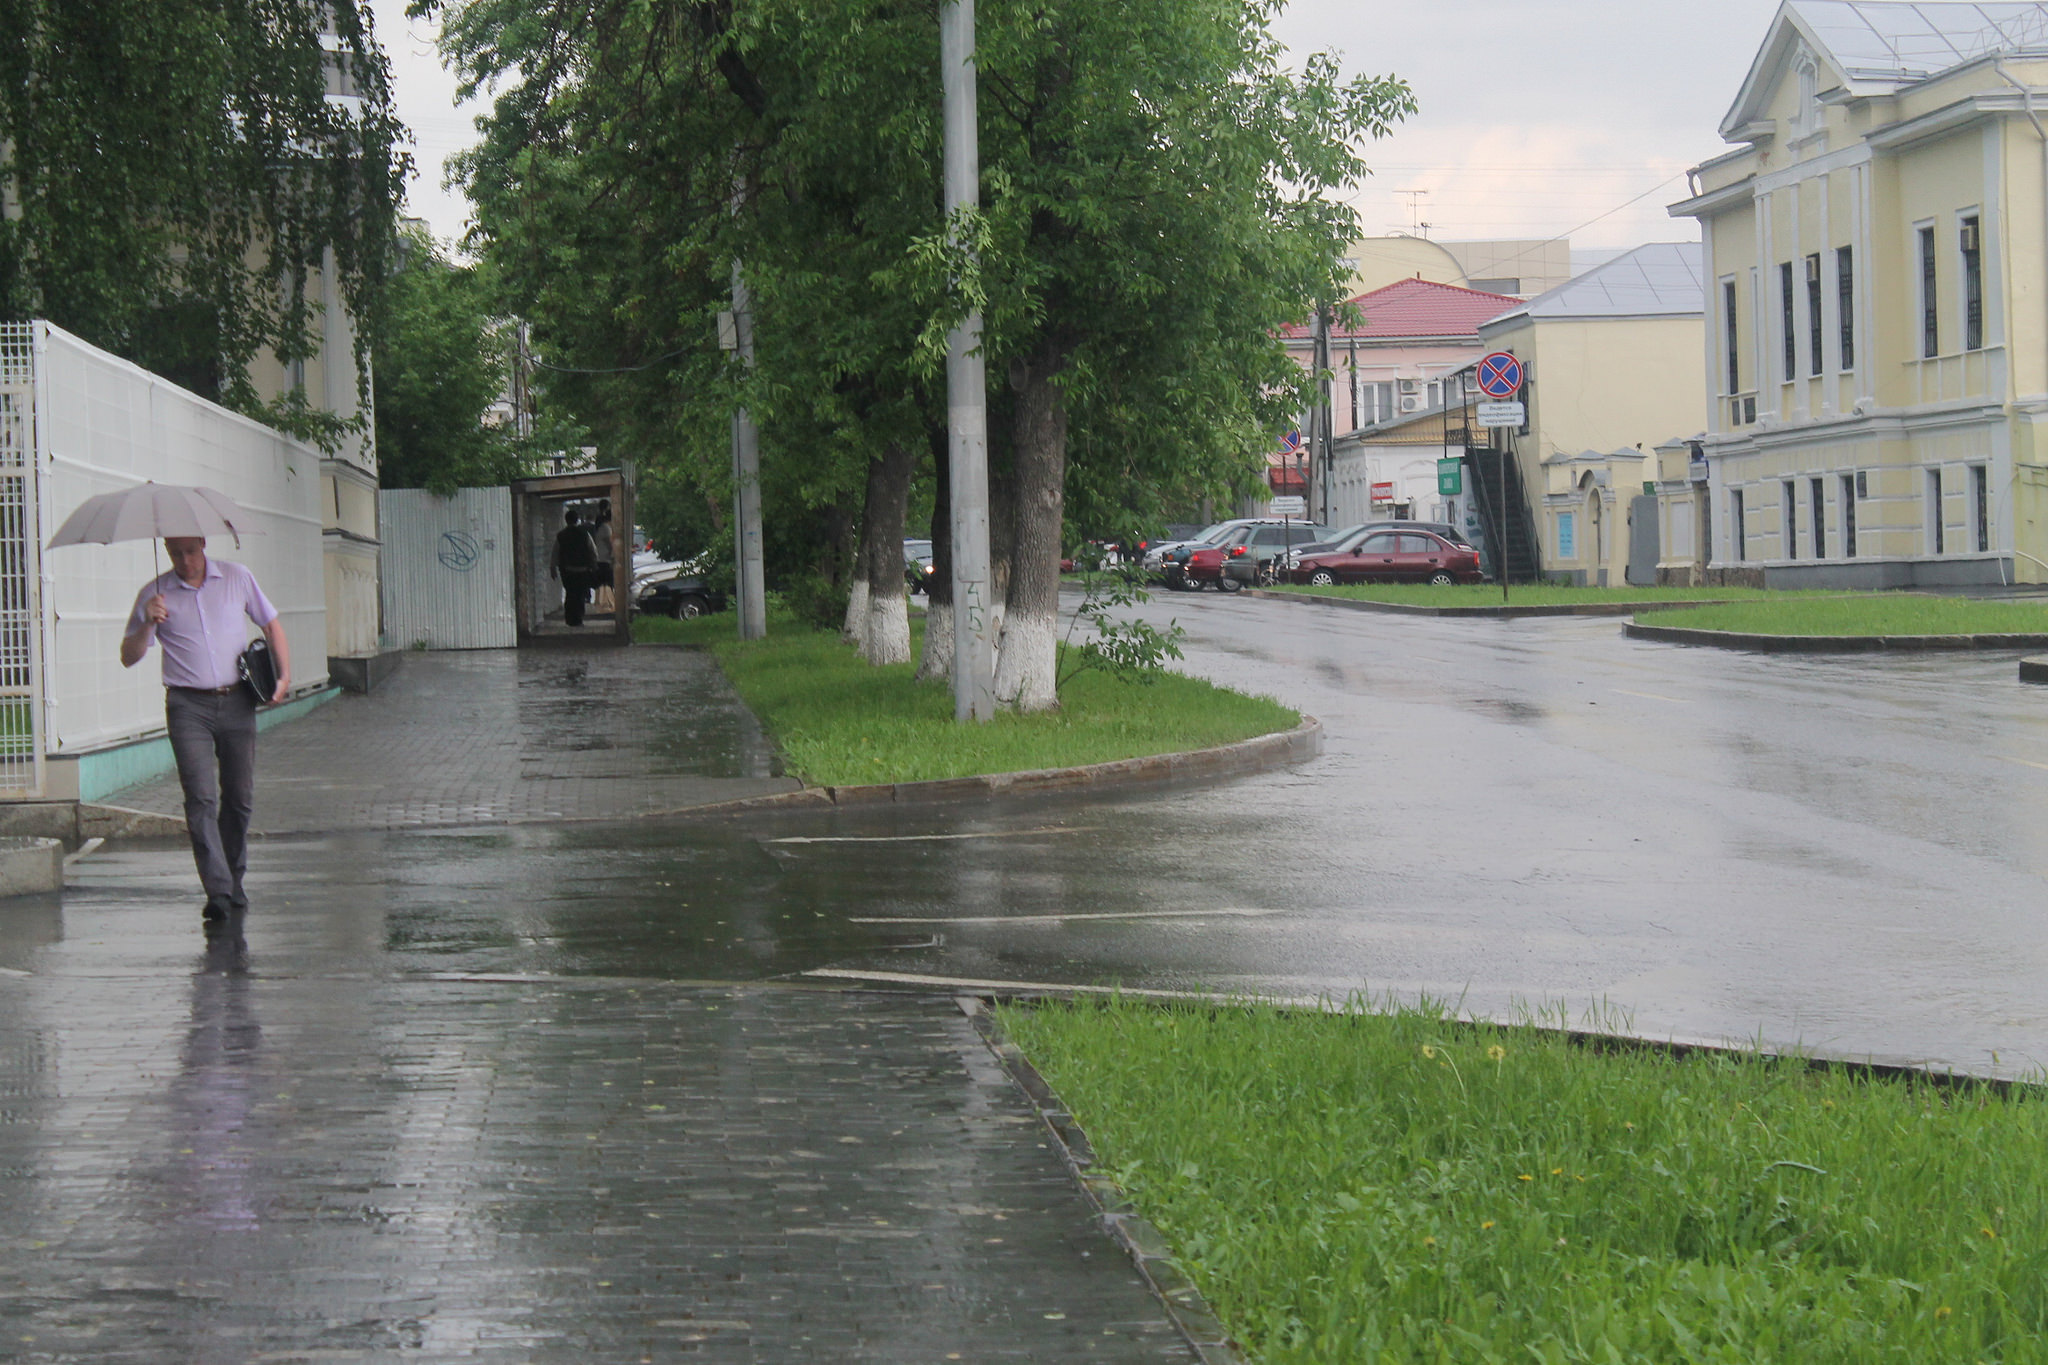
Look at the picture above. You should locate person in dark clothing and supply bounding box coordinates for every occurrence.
[550,507,599,626]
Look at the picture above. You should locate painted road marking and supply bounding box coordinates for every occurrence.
[765,826,1097,845]
[2002,755,2048,773]
[1612,689,1693,704]
[849,908,1284,926]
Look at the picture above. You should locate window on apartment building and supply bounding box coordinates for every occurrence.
[1782,481,1798,560]
[1805,254,1823,376]
[1361,382,1395,426]
[1961,216,1984,352]
[1927,468,1945,554]
[1919,225,1939,358]
[1557,511,1576,560]
[1811,477,1826,559]
[1841,474,1858,557]
[1780,262,1797,381]
[1721,279,1741,406]
[1971,464,1990,552]
[1731,489,1746,561]
[1836,246,1855,370]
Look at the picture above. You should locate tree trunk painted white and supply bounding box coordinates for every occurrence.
[990,345,1067,711]
[843,575,870,642]
[843,526,871,640]
[856,440,917,666]
[916,596,953,681]
[863,589,911,664]
[916,425,953,683]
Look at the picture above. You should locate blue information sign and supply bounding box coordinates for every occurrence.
[1476,351,1523,400]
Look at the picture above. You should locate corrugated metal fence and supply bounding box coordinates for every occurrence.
[379,488,517,649]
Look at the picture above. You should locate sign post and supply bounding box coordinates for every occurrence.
[1475,352,1523,603]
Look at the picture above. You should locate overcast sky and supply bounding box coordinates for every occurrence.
[371,0,1788,253]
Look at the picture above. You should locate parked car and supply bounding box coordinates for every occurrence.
[1220,522,1333,586]
[1153,518,1323,586]
[904,538,936,593]
[636,572,729,618]
[1287,528,1484,586]
[1288,520,1471,563]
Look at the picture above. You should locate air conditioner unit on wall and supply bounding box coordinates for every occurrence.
[1400,395,1421,412]
[1398,379,1419,394]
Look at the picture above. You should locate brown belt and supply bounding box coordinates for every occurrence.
[171,683,240,696]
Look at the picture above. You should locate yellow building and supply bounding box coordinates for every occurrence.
[1472,243,1707,586]
[1668,0,2048,587]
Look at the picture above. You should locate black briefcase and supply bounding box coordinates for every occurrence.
[238,638,280,705]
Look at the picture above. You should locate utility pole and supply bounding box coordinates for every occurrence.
[941,0,994,721]
[730,256,767,640]
[1313,304,1334,525]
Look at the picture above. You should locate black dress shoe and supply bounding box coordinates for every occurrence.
[201,898,233,924]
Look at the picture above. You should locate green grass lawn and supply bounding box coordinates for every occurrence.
[1647,594,2048,637]
[1002,998,2048,1364]
[633,609,1297,786]
[1263,583,1804,608]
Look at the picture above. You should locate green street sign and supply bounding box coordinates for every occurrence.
[1437,458,1463,496]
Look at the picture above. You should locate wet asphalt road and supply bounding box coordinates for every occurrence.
[44,593,2048,1079]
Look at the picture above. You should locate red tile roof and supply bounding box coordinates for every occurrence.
[1281,277,1521,341]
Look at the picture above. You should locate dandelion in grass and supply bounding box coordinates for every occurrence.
[1422,1236,1436,1248]
[1481,1221,1495,1230]
[1420,1045,1437,1059]
[1517,1174,1534,1182]
[1487,1044,1505,1062]
[1936,1306,1953,1319]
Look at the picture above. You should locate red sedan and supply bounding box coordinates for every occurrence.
[1178,542,1253,592]
[1288,529,1483,586]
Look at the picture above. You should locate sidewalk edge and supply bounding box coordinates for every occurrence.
[676,716,1325,819]
[958,997,1249,1365]
[1625,622,2048,653]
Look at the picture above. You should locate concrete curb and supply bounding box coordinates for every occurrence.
[0,837,64,897]
[1625,621,2048,653]
[960,998,1248,1365]
[1243,589,1743,619]
[666,715,1325,820]
[2023,656,2048,684]
[0,801,188,849]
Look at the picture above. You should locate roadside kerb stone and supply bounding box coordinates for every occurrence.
[0,836,63,897]
[961,997,1249,1365]
[1245,588,1748,619]
[675,716,1324,821]
[2023,655,2048,683]
[1626,621,2048,653]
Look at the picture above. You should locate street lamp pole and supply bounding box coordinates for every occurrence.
[941,0,995,721]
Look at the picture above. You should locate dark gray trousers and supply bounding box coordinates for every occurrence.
[165,687,258,908]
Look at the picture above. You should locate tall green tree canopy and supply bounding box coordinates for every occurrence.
[0,0,408,430]
[424,0,1410,697]
[371,225,539,492]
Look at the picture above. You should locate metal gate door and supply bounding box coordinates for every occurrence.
[1626,494,1661,587]
[0,324,44,795]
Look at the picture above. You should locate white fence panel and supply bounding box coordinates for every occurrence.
[35,321,328,755]
[0,326,45,793]
[379,488,516,649]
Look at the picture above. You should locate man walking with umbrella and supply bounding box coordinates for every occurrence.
[121,535,291,925]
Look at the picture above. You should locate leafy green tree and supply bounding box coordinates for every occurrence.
[372,226,538,492]
[423,0,1409,707]
[0,0,407,439]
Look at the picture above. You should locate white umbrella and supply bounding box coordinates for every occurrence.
[45,482,253,551]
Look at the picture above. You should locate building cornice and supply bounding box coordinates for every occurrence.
[1670,177,1756,220]
[1866,94,2025,153]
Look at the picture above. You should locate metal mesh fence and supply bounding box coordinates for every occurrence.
[0,323,43,793]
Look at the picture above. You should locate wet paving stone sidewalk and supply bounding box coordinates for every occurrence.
[0,958,1188,1362]
[101,648,801,834]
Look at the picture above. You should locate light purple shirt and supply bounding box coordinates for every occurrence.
[127,559,279,690]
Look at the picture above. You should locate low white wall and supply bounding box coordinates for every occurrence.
[35,321,328,754]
